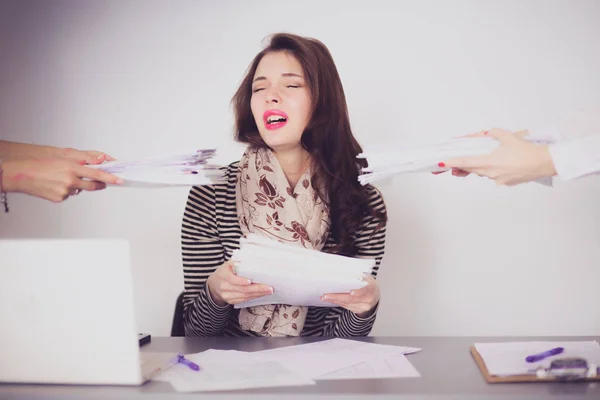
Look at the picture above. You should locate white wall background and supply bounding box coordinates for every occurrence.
[1,0,599,337]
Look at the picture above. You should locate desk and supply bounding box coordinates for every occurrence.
[2,336,599,399]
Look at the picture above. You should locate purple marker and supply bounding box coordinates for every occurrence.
[525,347,564,363]
[177,354,200,371]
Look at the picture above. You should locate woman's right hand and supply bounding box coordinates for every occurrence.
[206,262,273,306]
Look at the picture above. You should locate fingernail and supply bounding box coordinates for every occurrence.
[116,179,124,185]
[322,295,328,301]
[97,155,104,159]
[484,131,489,135]
[438,162,446,168]
[247,279,252,285]
[350,291,355,296]
[269,287,274,294]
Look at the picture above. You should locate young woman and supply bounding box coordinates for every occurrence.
[181,33,387,337]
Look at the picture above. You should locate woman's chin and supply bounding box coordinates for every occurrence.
[260,135,302,153]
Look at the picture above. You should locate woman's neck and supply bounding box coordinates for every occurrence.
[273,147,311,189]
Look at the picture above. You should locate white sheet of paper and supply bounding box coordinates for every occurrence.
[234,275,367,308]
[90,149,227,187]
[474,341,600,376]
[319,353,421,380]
[232,234,373,308]
[153,349,315,392]
[257,338,421,378]
[102,169,225,187]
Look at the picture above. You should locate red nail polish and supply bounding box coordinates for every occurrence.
[484,130,489,135]
[438,162,446,168]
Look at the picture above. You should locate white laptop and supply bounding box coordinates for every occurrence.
[0,239,175,385]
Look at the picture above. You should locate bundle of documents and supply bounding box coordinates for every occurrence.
[154,338,422,392]
[231,234,374,308]
[357,135,555,185]
[90,149,227,187]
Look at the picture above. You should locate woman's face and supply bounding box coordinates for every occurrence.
[250,51,311,153]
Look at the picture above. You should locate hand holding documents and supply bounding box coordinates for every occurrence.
[231,234,374,308]
[357,135,555,185]
[89,149,226,187]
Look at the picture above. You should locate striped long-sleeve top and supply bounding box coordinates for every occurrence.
[181,161,387,337]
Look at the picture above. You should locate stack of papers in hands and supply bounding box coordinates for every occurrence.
[231,234,374,308]
[357,135,555,185]
[90,149,227,187]
[154,338,422,392]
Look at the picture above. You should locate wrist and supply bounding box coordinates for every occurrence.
[356,299,379,318]
[356,307,376,319]
[0,160,20,193]
[537,146,557,178]
[206,276,227,307]
[0,160,8,213]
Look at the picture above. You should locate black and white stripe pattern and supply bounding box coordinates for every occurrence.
[181,161,387,337]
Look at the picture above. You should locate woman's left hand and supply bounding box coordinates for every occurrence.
[322,274,380,318]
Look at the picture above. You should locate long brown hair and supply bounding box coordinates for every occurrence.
[232,33,386,256]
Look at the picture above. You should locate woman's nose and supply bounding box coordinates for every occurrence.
[265,88,281,104]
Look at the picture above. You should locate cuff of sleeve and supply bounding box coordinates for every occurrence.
[203,283,232,313]
[548,139,589,181]
[526,126,562,144]
[349,301,379,324]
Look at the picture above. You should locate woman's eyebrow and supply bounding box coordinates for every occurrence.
[252,72,304,83]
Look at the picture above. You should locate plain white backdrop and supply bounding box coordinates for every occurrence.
[1,0,599,336]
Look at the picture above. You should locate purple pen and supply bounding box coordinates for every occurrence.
[525,346,564,363]
[177,354,200,371]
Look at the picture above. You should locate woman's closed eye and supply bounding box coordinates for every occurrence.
[252,84,302,93]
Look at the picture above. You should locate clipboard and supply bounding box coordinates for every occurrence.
[470,346,600,383]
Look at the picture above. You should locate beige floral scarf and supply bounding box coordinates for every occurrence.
[236,146,330,337]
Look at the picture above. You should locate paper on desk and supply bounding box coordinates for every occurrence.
[357,135,555,185]
[474,341,600,376]
[89,149,227,187]
[154,340,422,390]
[319,353,421,380]
[232,234,373,308]
[258,338,421,378]
[153,349,315,392]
